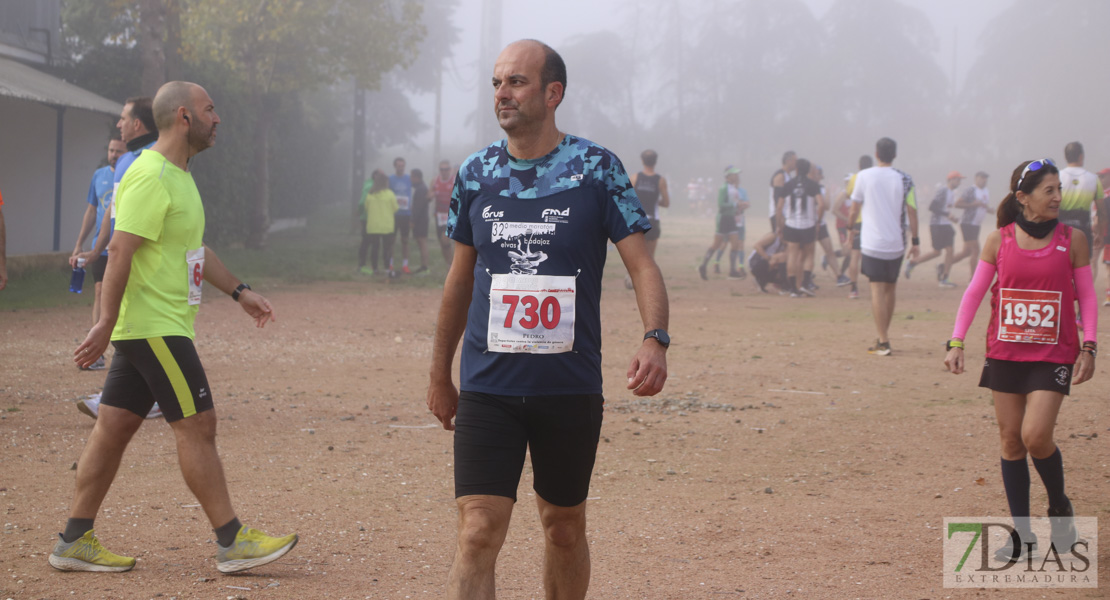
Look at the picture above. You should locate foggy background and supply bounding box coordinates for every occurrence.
[24,0,1110,247]
[394,0,1108,223]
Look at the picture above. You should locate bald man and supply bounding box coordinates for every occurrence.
[51,81,298,575]
[428,40,669,599]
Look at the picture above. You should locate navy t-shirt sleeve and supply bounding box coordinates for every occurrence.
[602,155,649,243]
[447,167,473,246]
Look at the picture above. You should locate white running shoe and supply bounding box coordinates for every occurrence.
[76,394,101,420]
[146,404,163,419]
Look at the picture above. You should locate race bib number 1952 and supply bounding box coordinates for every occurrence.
[487,273,575,354]
[997,288,1061,344]
[187,247,205,306]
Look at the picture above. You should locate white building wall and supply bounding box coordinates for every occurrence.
[0,95,116,255]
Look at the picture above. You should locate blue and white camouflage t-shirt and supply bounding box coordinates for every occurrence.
[448,135,650,396]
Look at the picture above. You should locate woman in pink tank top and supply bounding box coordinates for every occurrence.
[944,159,1098,563]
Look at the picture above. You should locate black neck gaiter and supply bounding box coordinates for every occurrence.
[1015,211,1057,239]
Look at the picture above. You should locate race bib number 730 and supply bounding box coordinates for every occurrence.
[487,274,575,354]
[997,288,1060,344]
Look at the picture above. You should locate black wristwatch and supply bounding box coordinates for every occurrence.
[644,329,670,349]
[232,282,251,302]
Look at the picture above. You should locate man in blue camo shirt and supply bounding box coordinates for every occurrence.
[427,39,670,599]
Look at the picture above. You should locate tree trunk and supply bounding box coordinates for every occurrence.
[164,0,184,82]
[139,0,167,96]
[247,99,271,249]
[433,63,442,164]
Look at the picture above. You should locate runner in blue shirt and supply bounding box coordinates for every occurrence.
[389,158,414,273]
[69,135,127,370]
[427,40,669,599]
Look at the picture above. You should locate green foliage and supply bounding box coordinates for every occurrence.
[180,0,425,94]
[55,0,142,103]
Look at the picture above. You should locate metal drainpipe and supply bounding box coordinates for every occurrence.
[53,105,65,251]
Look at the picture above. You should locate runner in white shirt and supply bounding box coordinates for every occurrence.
[949,171,990,281]
[848,137,920,355]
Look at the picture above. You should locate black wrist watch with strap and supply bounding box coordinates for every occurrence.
[644,329,670,349]
[232,282,251,302]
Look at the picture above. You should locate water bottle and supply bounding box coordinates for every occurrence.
[69,257,86,293]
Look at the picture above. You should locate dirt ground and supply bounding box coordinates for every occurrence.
[1,216,1107,600]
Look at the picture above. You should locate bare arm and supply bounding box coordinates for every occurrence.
[203,245,275,328]
[616,232,668,397]
[753,231,776,259]
[74,230,143,367]
[659,176,670,208]
[953,191,977,209]
[71,204,97,266]
[906,199,920,261]
[832,189,850,221]
[427,242,477,430]
[79,209,114,264]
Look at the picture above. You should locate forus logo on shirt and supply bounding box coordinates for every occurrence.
[482,205,504,221]
[542,207,570,223]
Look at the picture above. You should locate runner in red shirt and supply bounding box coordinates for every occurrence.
[431,159,455,266]
[945,159,1098,561]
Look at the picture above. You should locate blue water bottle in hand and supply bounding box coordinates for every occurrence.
[69,258,86,293]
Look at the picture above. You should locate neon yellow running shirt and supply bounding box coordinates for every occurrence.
[112,150,206,341]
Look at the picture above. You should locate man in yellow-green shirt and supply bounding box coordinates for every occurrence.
[51,81,298,575]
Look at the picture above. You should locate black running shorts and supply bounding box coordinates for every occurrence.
[979,358,1072,396]
[782,225,816,245]
[817,223,830,241]
[716,217,738,236]
[90,254,108,283]
[930,224,955,251]
[100,337,214,422]
[394,214,412,239]
[644,218,661,241]
[861,254,903,284]
[960,223,980,243]
[454,391,604,507]
[412,212,429,239]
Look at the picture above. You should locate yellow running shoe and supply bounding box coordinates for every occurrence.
[48,530,136,572]
[216,526,298,573]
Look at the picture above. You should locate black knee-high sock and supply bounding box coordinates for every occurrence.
[702,248,714,267]
[1000,457,1031,526]
[729,251,738,272]
[715,247,725,262]
[1031,448,1067,511]
[62,518,96,543]
[788,276,797,291]
[736,250,745,267]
